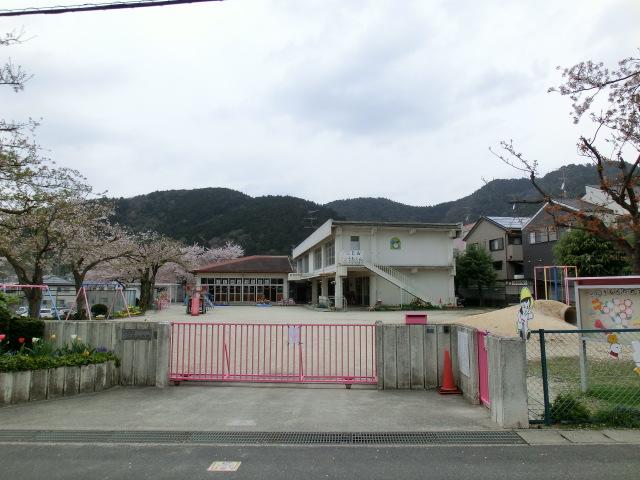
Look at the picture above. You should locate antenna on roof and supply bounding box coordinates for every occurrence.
[560,167,567,198]
[304,210,318,229]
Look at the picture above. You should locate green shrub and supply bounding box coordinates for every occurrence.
[550,393,591,423]
[0,317,45,352]
[0,292,17,322]
[91,303,109,316]
[0,351,119,373]
[592,406,640,428]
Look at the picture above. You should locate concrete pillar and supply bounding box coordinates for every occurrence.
[311,279,319,305]
[156,322,171,388]
[369,275,378,307]
[487,335,529,428]
[320,278,329,298]
[334,274,344,309]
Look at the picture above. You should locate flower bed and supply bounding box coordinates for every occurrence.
[0,335,120,406]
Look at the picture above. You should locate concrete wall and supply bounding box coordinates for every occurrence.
[0,361,118,406]
[375,323,479,405]
[44,320,170,388]
[486,334,529,428]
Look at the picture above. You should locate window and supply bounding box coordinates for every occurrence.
[350,235,360,250]
[469,242,479,250]
[548,228,558,241]
[303,255,309,273]
[529,232,536,244]
[489,238,504,251]
[492,261,503,271]
[324,241,335,266]
[314,248,322,270]
[536,229,549,243]
[508,235,522,245]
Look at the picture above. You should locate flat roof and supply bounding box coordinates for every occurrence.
[332,220,462,230]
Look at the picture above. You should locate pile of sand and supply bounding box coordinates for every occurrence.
[455,300,577,337]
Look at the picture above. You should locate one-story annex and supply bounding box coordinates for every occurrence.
[193,256,293,304]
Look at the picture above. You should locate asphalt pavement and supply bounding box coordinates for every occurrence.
[1,443,637,480]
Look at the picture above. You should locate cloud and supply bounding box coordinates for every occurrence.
[0,0,637,206]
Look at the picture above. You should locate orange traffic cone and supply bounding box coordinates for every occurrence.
[437,350,461,395]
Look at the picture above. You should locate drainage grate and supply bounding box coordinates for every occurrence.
[0,430,525,446]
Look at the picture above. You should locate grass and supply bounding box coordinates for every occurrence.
[528,355,640,426]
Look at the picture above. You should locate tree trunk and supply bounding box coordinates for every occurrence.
[72,270,87,319]
[26,288,43,319]
[139,271,154,311]
[478,286,484,307]
[633,240,640,275]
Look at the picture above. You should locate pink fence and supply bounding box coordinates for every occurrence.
[477,330,490,407]
[169,322,377,385]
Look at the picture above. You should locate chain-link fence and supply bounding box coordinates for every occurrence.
[527,329,640,426]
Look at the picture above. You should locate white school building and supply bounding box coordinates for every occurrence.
[288,220,461,308]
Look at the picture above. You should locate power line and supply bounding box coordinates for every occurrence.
[0,0,223,17]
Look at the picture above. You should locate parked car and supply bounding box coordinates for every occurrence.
[38,308,56,319]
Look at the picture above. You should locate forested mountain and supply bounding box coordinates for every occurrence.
[113,164,606,254]
[113,189,339,255]
[326,163,603,223]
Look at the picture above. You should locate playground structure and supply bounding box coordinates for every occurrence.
[185,284,211,316]
[65,284,132,320]
[533,266,578,305]
[0,284,61,320]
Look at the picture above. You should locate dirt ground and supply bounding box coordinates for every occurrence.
[142,300,576,338]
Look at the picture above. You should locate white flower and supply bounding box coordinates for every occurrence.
[70,334,78,341]
[32,337,40,343]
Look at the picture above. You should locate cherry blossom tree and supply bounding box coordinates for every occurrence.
[155,242,244,284]
[0,196,93,316]
[53,202,133,317]
[492,51,640,272]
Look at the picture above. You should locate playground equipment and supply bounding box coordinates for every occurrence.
[0,284,61,320]
[533,266,578,305]
[185,284,209,316]
[65,283,132,320]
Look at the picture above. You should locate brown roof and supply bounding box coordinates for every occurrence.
[193,256,293,274]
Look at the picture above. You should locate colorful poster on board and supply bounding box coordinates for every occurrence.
[578,287,640,344]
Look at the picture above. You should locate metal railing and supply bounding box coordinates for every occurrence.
[527,328,640,425]
[363,261,427,303]
[169,322,377,385]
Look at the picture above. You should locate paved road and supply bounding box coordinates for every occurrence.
[0,443,637,479]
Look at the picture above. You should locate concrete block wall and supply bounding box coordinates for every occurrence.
[0,361,119,406]
[486,334,528,428]
[376,323,480,404]
[44,320,170,388]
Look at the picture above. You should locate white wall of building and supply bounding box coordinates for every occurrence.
[291,221,460,307]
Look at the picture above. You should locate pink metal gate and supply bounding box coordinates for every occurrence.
[477,330,490,407]
[169,322,377,385]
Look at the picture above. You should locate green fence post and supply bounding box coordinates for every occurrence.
[539,330,552,426]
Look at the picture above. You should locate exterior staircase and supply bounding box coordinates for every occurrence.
[362,261,431,305]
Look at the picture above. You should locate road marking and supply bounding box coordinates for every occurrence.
[208,461,241,472]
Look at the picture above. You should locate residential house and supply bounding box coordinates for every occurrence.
[463,216,529,280]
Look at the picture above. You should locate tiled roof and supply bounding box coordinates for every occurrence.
[193,256,293,274]
[485,216,530,230]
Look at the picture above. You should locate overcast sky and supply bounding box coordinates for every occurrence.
[1,0,638,206]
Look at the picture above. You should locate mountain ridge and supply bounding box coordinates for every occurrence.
[112,163,604,254]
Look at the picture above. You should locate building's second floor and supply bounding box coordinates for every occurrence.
[291,219,461,276]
